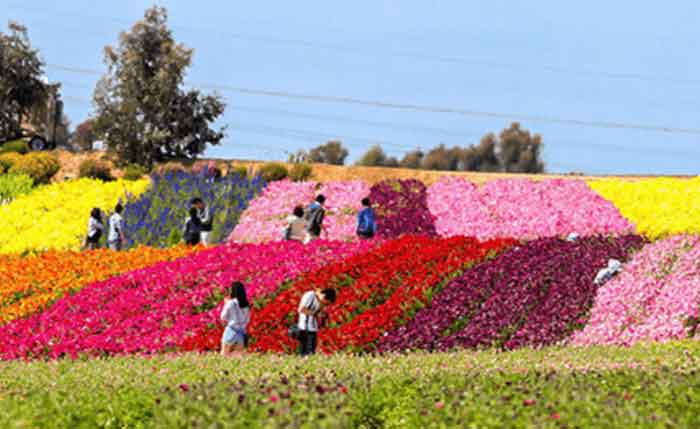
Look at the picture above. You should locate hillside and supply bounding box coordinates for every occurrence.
[50,149,690,184]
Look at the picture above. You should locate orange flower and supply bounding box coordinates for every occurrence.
[0,245,195,323]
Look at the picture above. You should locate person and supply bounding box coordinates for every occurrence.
[304,194,326,243]
[284,205,307,241]
[183,207,202,246]
[594,258,622,286]
[85,208,105,250]
[220,281,251,355]
[356,198,377,239]
[191,198,213,246]
[297,288,337,356]
[107,203,125,251]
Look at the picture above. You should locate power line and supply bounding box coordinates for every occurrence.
[10,2,700,87]
[49,64,700,136]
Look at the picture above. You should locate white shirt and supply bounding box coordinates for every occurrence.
[108,213,124,242]
[87,217,104,238]
[297,291,321,332]
[220,299,250,332]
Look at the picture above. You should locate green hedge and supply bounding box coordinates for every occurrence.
[0,139,29,155]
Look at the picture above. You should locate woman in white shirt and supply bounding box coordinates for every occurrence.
[85,208,105,250]
[220,281,251,355]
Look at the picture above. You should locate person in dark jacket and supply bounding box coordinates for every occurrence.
[183,207,202,246]
[304,194,326,243]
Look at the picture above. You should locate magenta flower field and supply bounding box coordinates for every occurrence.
[3,175,700,363]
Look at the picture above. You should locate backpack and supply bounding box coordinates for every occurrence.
[357,208,376,238]
[305,205,324,236]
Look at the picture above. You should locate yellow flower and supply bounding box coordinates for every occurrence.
[0,178,149,254]
[589,178,700,239]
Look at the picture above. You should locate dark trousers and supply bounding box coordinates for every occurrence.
[299,330,317,356]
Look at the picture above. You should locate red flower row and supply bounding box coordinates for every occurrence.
[246,235,515,353]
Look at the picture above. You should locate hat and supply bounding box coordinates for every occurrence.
[607,259,622,273]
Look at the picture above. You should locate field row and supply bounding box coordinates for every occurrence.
[1,342,698,428]
[3,174,700,253]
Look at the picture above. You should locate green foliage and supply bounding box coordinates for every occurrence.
[307,140,349,165]
[78,159,113,181]
[0,173,34,203]
[1,342,700,428]
[92,6,225,167]
[0,22,48,139]
[8,152,60,184]
[123,164,148,181]
[0,139,29,154]
[258,162,288,182]
[0,152,23,173]
[289,163,312,182]
[356,144,398,168]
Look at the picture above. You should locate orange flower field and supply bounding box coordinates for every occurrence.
[0,245,196,324]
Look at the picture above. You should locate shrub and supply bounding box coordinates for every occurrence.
[153,162,189,176]
[289,163,312,182]
[0,173,34,203]
[258,162,288,182]
[229,165,248,179]
[78,159,113,181]
[9,152,60,184]
[0,152,23,173]
[0,139,29,155]
[123,164,148,181]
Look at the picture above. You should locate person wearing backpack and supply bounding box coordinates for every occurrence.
[85,207,105,250]
[356,198,376,239]
[304,194,326,243]
[107,203,126,251]
[183,207,203,246]
[296,288,337,356]
[191,198,213,246]
[284,205,307,242]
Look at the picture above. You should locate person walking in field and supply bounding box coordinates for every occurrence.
[183,207,202,246]
[356,197,376,239]
[304,194,326,243]
[191,198,213,246]
[85,208,105,250]
[107,203,126,251]
[220,281,251,355]
[284,205,307,242]
[296,288,337,356]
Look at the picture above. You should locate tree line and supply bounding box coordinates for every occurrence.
[0,6,545,174]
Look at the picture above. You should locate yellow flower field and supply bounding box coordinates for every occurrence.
[0,178,150,254]
[589,177,700,239]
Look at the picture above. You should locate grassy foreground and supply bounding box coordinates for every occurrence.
[1,342,699,428]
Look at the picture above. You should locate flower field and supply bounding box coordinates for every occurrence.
[0,245,195,324]
[122,171,265,248]
[0,178,149,254]
[3,170,700,426]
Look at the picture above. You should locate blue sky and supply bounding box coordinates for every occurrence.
[3,1,699,174]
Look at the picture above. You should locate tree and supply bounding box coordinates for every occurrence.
[399,149,423,169]
[357,144,387,166]
[307,140,348,165]
[497,122,544,173]
[356,144,399,168]
[93,6,225,167]
[422,144,463,171]
[72,119,97,151]
[461,134,500,172]
[0,22,49,139]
